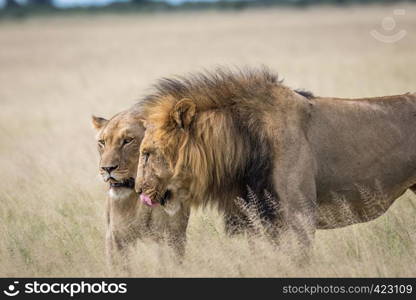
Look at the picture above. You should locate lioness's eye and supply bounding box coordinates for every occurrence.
[123,138,133,145]
[98,140,105,147]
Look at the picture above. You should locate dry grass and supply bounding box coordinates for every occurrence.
[0,4,415,277]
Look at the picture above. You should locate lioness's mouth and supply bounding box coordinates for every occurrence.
[140,190,172,207]
[109,178,135,189]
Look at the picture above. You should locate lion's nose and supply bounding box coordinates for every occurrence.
[101,165,118,174]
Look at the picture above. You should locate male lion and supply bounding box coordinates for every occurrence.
[135,67,416,248]
[92,106,190,270]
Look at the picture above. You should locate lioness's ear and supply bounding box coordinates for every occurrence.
[171,98,196,130]
[91,115,108,130]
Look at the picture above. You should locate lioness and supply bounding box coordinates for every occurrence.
[92,106,190,270]
[134,68,416,248]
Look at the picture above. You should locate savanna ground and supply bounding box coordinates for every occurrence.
[1,4,416,277]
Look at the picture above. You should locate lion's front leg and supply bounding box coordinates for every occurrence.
[273,135,318,258]
[167,232,187,263]
[106,229,131,274]
[105,229,116,269]
[165,203,191,263]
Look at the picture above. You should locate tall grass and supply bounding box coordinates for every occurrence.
[0,4,415,276]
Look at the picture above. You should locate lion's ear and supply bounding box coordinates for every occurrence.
[171,98,196,130]
[91,115,108,130]
[138,117,148,129]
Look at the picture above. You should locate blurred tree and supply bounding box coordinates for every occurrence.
[27,0,53,6]
[130,0,148,4]
[5,0,21,8]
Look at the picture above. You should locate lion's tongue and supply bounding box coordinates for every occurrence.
[140,194,158,207]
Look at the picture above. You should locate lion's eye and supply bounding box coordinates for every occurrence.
[123,138,133,145]
[143,151,150,163]
[98,140,105,147]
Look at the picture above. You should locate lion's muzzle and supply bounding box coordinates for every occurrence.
[139,194,158,207]
[138,190,172,207]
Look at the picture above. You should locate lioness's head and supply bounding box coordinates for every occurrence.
[92,109,145,200]
[135,98,199,207]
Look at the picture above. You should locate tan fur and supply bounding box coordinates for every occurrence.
[92,106,190,271]
[136,68,416,248]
